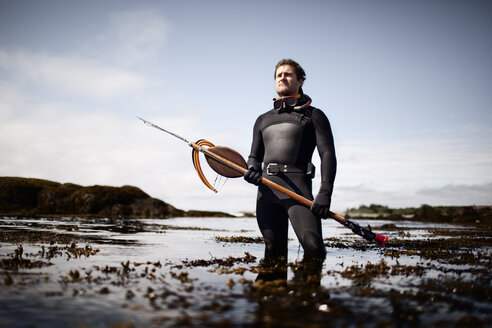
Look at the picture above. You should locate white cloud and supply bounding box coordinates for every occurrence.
[325,128,492,211]
[335,130,492,190]
[0,80,23,119]
[91,9,169,66]
[0,50,148,99]
[416,183,492,206]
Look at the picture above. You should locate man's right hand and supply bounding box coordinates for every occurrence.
[244,167,262,185]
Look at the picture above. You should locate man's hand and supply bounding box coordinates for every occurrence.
[244,166,262,186]
[311,183,333,218]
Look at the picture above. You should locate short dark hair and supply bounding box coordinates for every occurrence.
[274,59,306,82]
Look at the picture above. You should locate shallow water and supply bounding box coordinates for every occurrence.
[0,216,490,327]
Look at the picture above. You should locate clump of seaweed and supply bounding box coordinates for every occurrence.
[182,252,257,269]
[214,236,263,244]
[0,245,52,271]
[338,259,391,284]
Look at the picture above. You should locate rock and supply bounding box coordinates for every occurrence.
[0,177,207,218]
[185,210,233,218]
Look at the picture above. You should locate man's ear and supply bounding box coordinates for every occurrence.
[299,79,304,87]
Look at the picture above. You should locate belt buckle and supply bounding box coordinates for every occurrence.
[266,163,279,175]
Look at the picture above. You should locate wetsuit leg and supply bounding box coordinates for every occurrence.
[287,202,326,258]
[256,196,289,259]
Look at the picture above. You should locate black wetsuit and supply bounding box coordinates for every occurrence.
[246,94,336,259]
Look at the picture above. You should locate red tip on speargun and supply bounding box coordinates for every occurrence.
[374,234,389,247]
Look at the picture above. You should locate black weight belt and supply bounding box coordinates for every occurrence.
[264,163,306,175]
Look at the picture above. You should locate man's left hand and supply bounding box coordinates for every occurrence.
[310,183,333,218]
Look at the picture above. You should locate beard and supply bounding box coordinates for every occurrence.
[275,83,297,97]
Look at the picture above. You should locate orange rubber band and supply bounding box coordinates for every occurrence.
[192,139,218,193]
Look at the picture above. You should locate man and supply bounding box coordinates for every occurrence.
[244,59,337,261]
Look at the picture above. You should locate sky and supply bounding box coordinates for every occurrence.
[1,0,491,214]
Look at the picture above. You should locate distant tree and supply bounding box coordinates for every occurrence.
[368,204,391,213]
[354,204,392,214]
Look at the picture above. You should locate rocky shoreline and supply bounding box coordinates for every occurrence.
[346,203,492,226]
[0,177,234,218]
[2,177,491,224]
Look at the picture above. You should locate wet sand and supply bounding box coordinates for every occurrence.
[0,216,490,327]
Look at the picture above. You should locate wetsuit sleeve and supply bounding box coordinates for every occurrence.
[247,115,265,170]
[312,108,337,194]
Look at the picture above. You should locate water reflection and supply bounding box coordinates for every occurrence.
[0,216,490,327]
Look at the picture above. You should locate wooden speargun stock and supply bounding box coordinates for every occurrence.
[138,117,389,247]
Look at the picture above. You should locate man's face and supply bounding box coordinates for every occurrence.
[275,65,303,97]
